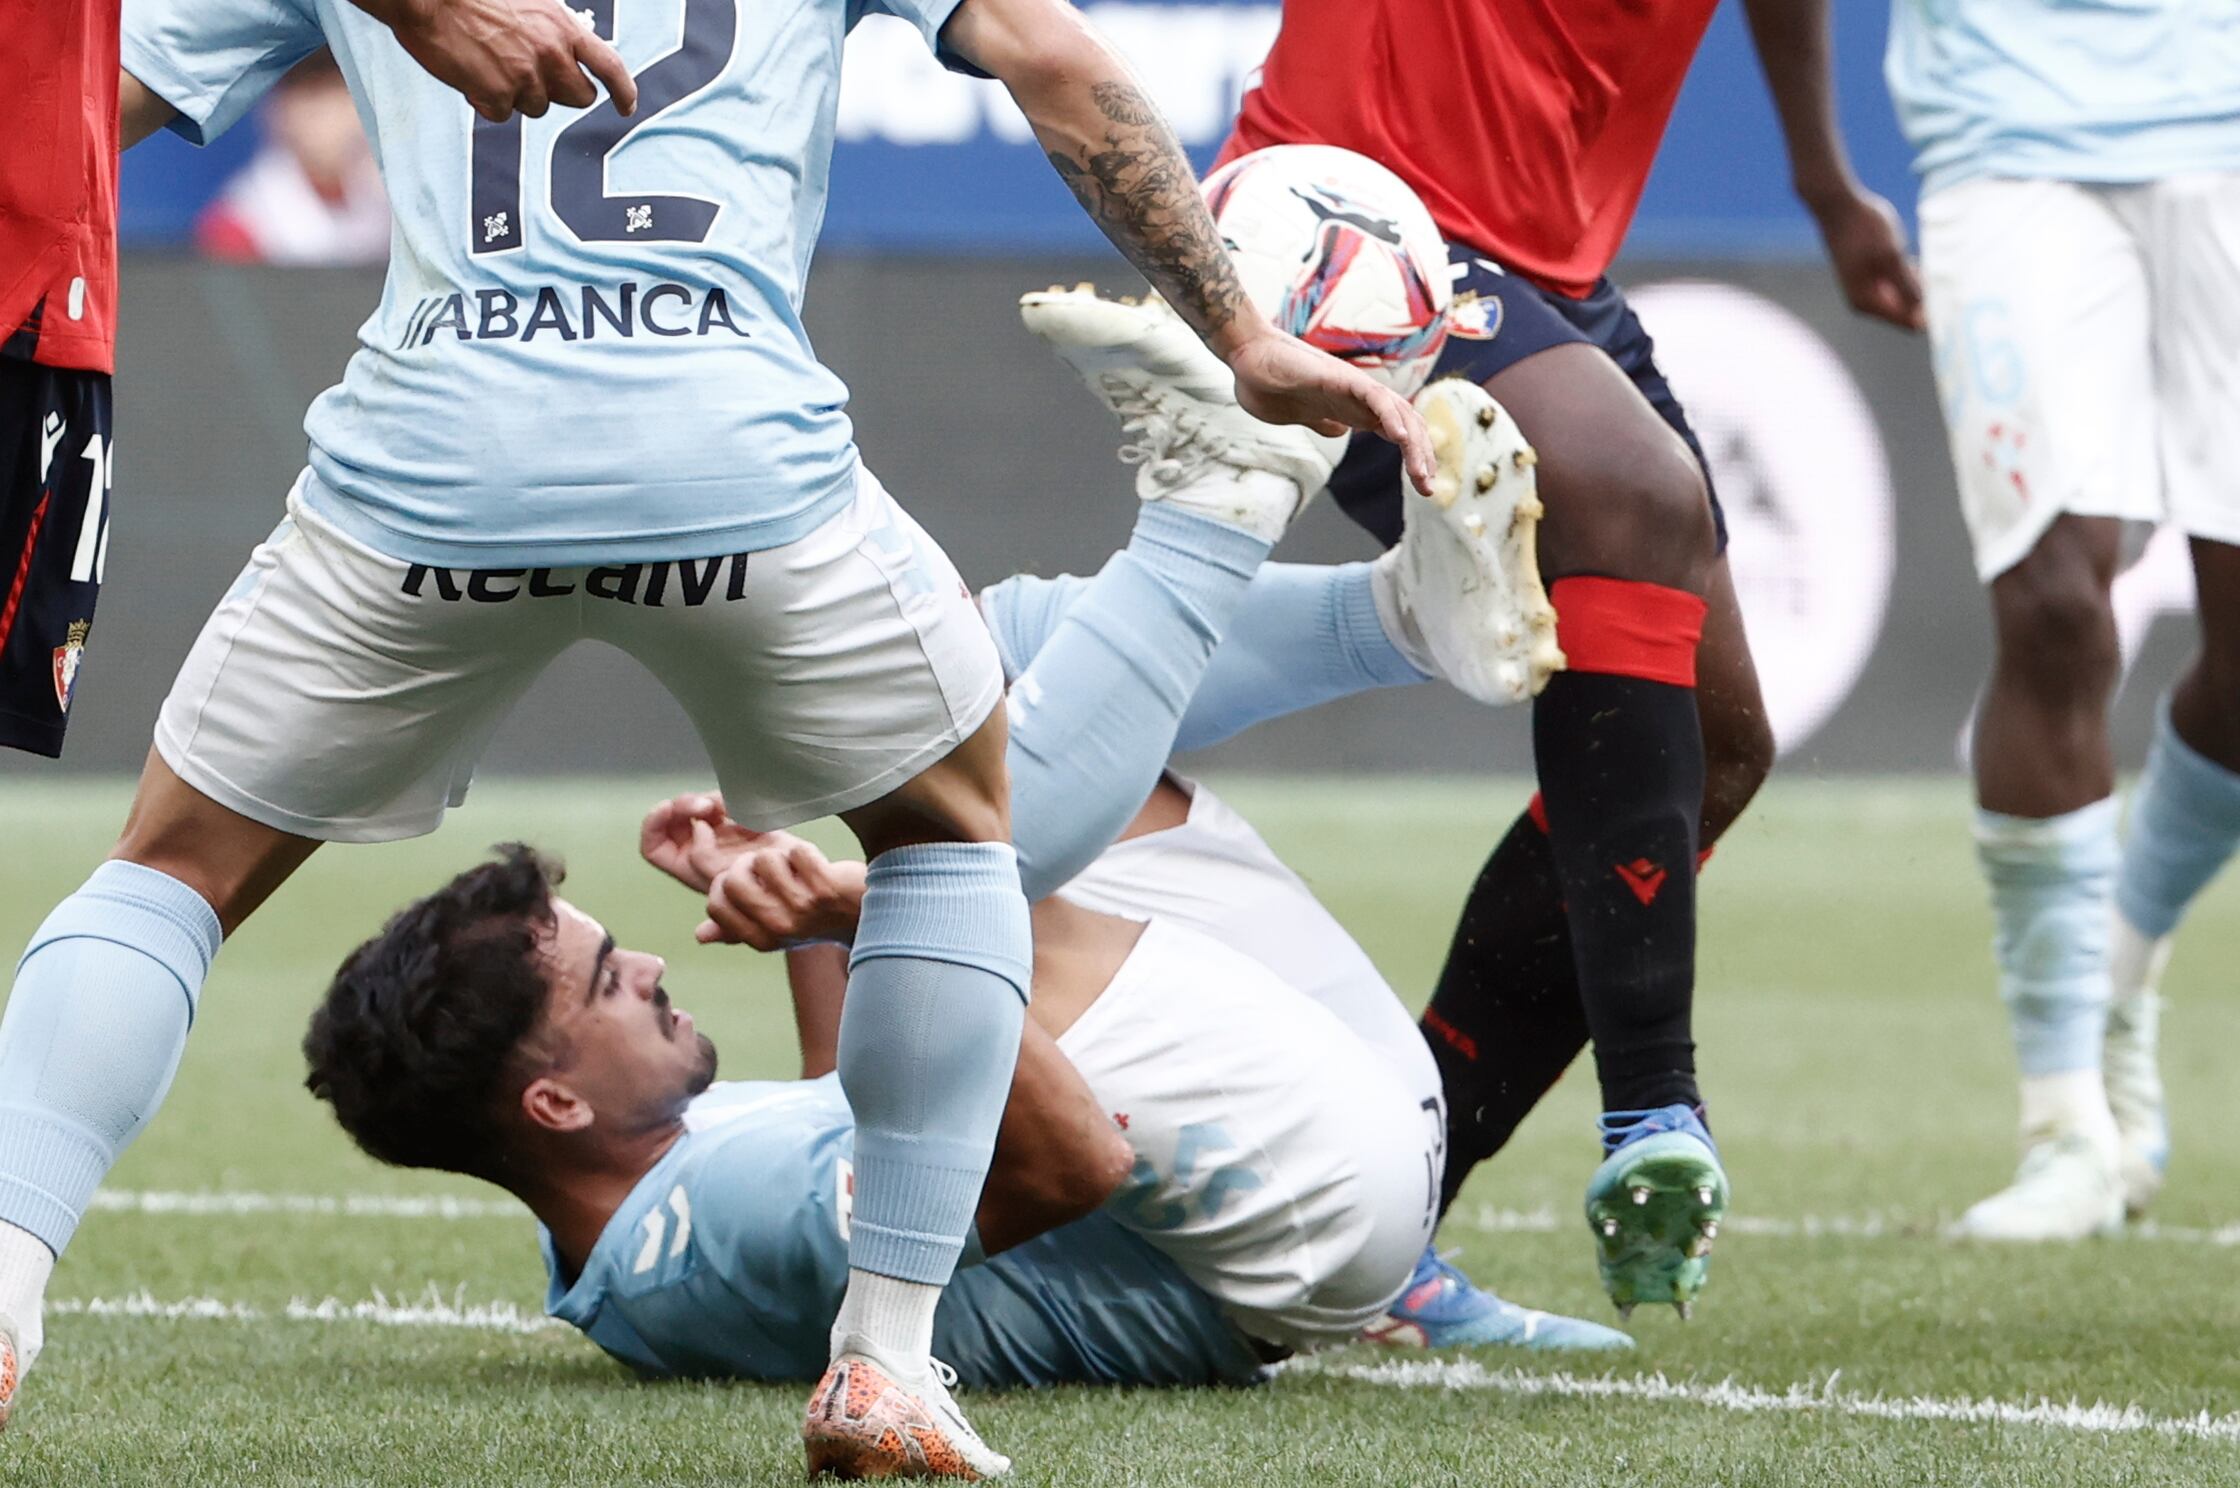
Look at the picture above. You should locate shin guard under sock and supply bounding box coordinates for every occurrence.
[0,861,220,1256]
[1534,577,1707,1115]
[839,844,1031,1288]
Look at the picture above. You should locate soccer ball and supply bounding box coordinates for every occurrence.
[1202,144,1453,398]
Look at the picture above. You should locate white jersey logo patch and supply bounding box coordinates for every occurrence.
[632,1185,695,1274]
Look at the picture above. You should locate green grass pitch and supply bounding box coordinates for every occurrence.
[1,774,2236,1486]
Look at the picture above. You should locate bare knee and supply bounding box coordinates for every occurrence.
[110,750,316,932]
[1989,546,2121,703]
[843,705,1012,859]
[1538,438,1717,593]
[1488,344,1718,592]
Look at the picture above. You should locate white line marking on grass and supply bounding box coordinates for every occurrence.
[90,1190,525,1220]
[51,1288,568,1336]
[48,1290,2240,1444]
[86,1190,2240,1249]
[1293,1359,2240,1445]
[50,1293,265,1323]
[1456,1204,2240,1247]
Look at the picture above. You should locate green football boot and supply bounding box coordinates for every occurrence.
[1584,1105,1728,1318]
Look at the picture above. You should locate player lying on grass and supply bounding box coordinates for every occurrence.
[302,786,1446,1397]
[303,292,1623,1472]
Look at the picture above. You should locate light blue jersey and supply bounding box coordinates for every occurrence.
[540,1077,1265,1390]
[120,0,964,567]
[1888,0,2240,195]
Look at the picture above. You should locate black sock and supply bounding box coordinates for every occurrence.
[1533,668,1705,1115]
[1418,810,1589,1217]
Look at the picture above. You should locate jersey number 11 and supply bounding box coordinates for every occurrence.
[469,0,734,254]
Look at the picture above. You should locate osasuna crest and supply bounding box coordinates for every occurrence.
[53,619,89,713]
[1446,287,1503,342]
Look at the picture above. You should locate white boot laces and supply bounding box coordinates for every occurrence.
[1101,381,1213,489]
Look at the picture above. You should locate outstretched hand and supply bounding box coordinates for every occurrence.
[1223,328,1436,495]
[639,792,759,895]
[1814,187,1925,332]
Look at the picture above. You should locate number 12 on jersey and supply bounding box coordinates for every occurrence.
[470,0,735,255]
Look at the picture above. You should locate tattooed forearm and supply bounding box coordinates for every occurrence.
[1044,81,1250,343]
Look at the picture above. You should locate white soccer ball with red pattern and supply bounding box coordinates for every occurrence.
[1203,144,1453,397]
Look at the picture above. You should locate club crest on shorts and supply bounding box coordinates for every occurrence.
[52,620,89,713]
[1446,290,1502,342]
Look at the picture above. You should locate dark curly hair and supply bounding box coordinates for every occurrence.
[304,844,565,1183]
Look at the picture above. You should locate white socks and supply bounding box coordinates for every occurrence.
[2108,915,2173,1010]
[1974,800,2120,1078]
[2017,1069,2119,1156]
[0,1220,54,1367]
[830,1268,941,1381]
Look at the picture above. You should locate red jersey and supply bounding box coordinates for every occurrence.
[0,0,121,374]
[1219,0,1720,300]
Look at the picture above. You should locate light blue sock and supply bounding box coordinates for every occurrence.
[839,842,1031,1284]
[1975,799,2119,1077]
[1172,560,1430,751]
[983,558,1430,814]
[998,502,1272,901]
[2116,702,2240,939]
[0,861,221,1253]
[980,570,1092,686]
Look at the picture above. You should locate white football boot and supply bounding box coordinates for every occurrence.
[2105,918,2172,1219]
[803,1354,1010,1480]
[1375,377,1563,705]
[1018,287,1341,540]
[1948,1072,2124,1242]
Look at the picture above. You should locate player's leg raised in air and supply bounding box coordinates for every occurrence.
[976,343,1629,1351]
[996,288,1338,899]
[953,289,1438,1353]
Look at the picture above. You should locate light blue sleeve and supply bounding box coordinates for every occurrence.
[846,0,979,72]
[120,0,325,146]
[559,1082,861,1382]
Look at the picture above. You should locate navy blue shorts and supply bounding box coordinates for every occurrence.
[0,358,112,758]
[1327,256,1726,552]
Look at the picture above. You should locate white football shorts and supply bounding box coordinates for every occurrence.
[155,466,1001,841]
[1919,172,2240,582]
[1057,918,1439,1353]
[1058,777,1443,1114]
